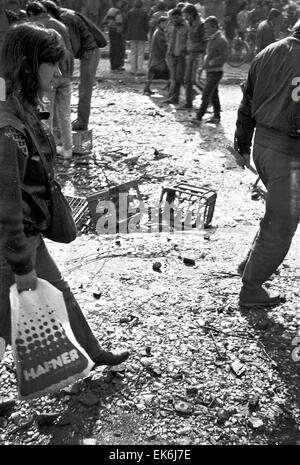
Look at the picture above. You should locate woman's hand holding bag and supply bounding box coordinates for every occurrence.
[10,278,94,400]
[14,269,38,293]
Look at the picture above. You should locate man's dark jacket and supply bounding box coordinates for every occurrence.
[124,7,149,41]
[235,32,300,155]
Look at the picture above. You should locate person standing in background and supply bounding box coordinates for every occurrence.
[164,7,188,104]
[0,0,20,61]
[125,0,149,76]
[49,0,101,131]
[143,15,168,94]
[223,0,241,42]
[194,15,228,124]
[103,0,125,72]
[177,3,206,110]
[6,0,27,19]
[256,8,282,53]
[204,0,225,26]
[148,0,167,43]
[236,1,249,38]
[248,0,266,29]
[81,0,100,26]
[30,0,74,159]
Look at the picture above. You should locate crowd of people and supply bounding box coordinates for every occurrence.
[0,0,300,403]
[1,0,300,152]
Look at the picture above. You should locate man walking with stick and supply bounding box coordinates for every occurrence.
[234,19,300,308]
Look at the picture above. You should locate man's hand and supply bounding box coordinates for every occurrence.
[240,152,251,167]
[14,270,38,294]
[233,133,251,167]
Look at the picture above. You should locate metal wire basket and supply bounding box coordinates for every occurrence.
[65,195,89,225]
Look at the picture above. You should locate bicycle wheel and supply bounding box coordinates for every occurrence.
[227,37,251,67]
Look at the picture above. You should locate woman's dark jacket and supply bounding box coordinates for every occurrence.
[0,96,56,275]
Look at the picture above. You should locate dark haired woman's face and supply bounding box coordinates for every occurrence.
[38,62,61,94]
[204,22,217,37]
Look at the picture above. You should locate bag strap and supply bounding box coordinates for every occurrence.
[25,123,55,184]
[0,109,55,184]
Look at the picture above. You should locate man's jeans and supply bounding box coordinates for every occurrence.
[109,30,124,70]
[130,40,145,74]
[184,53,202,107]
[78,48,100,128]
[242,138,300,291]
[196,70,223,119]
[0,235,101,360]
[47,77,72,152]
[166,55,185,103]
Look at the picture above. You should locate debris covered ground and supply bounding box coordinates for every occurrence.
[1,59,300,446]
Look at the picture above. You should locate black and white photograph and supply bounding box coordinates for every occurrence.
[0,0,300,453]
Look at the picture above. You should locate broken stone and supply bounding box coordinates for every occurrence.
[93,291,102,300]
[61,384,81,396]
[145,346,152,356]
[143,394,155,405]
[37,413,60,427]
[183,257,196,266]
[109,363,126,373]
[174,401,194,415]
[152,262,162,272]
[9,412,22,423]
[217,408,232,425]
[248,394,260,412]
[11,414,35,429]
[186,387,199,396]
[231,360,246,377]
[136,403,146,411]
[248,417,264,429]
[146,365,162,377]
[140,357,152,367]
[291,336,300,347]
[177,426,192,436]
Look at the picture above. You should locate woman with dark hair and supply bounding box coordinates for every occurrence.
[0,23,129,370]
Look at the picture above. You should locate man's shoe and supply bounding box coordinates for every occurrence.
[239,286,282,308]
[205,116,220,124]
[191,114,202,123]
[92,349,130,369]
[72,121,88,131]
[177,104,193,110]
[144,89,155,95]
[162,98,178,104]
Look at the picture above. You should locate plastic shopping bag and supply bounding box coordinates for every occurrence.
[10,278,94,400]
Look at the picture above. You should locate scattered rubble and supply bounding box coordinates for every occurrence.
[0,78,299,446]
